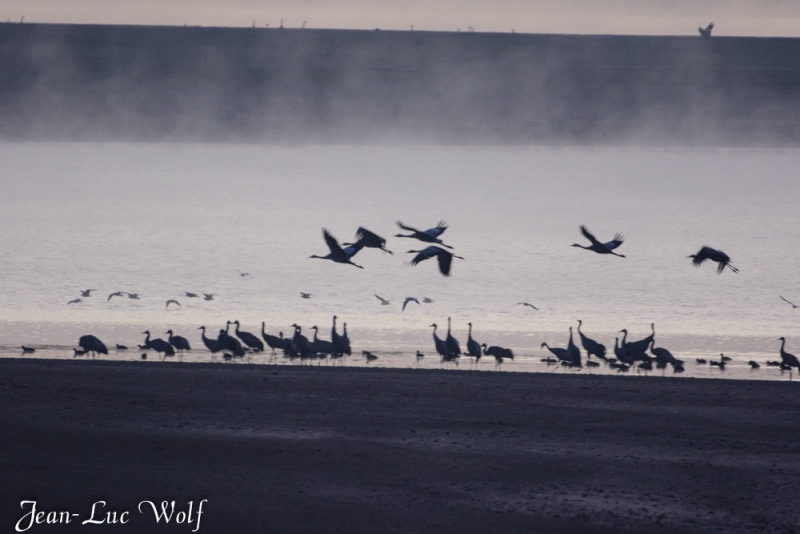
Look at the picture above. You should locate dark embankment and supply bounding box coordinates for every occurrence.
[1,358,799,533]
[1,23,800,146]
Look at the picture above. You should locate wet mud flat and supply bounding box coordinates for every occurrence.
[1,358,798,533]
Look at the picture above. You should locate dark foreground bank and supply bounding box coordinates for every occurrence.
[2,23,800,145]
[1,359,798,533]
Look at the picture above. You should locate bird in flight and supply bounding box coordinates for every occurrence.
[310,229,365,269]
[80,289,96,297]
[343,227,393,255]
[402,297,420,311]
[688,246,739,274]
[375,295,391,305]
[395,221,453,249]
[203,294,215,301]
[67,298,82,305]
[407,246,464,277]
[571,226,625,258]
[127,293,141,299]
[516,302,539,310]
[107,292,126,301]
[185,292,199,298]
[166,299,181,308]
[781,296,799,309]
[422,297,433,303]
[237,271,250,277]
[699,22,714,38]
[300,293,312,299]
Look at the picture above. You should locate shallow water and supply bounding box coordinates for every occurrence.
[1,143,798,380]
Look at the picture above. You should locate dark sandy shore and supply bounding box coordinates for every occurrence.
[1,358,799,533]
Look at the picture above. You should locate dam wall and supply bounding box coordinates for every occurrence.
[1,23,800,145]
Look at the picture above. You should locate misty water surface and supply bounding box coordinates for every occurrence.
[0,143,797,379]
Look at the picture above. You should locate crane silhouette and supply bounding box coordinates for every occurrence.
[198,326,222,353]
[650,340,683,369]
[407,246,464,276]
[445,317,461,357]
[218,323,245,357]
[309,228,363,269]
[619,324,655,359]
[310,326,336,355]
[465,322,482,359]
[166,299,181,308]
[233,320,264,352]
[395,220,452,248]
[541,342,570,364]
[402,297,420,311]
[516,302,539,310]
[80,289,96,297]
[342,323,352,355]
[185,292,199,298]
[290,324,311,355]
[331,315,347,355]
[571,225,625,258]
[107,292,125,301]
[780,296,799,309]
[78,335,108,356]
[430,323,451,359]
[67,298,82,305]
[375,294,391,305]
[166,330,191,353]
[779,337,800,371]
[203,294,215,301]
[481,343,513,368]
[310,229,365,269]
[261,323,284,354]
[688,246,738,273]
[566,327,582,367]
[577,320,606,360]
[614,337,634,365]
[343,227,393,254]
[142,330,175,358]
[699,22,714,38]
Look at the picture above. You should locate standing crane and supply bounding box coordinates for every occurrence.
[198,326,222,353]
[445,317,461,357]
[166,330,191,353]
[566,326,582,367]
[465,322,482,359]
[233,320,264,352]
[430,323,451,359]
[577,320,606,360]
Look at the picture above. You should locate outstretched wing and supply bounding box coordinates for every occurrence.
[604,233,624,250]
[356,227,385,244]
[396,221,421,233]
[426,221,448,238]
[580,225,601,247]
[781,295,798,308]
[408,247,435,266]
[435,249,453,276]
[323,228,352,262]
[691,246,712,266]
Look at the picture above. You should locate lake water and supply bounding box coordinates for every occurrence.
[1,143,798,380]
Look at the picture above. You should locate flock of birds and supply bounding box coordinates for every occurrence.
[68,289,216,307]
[52,220,797,378]
[310,221,464,276]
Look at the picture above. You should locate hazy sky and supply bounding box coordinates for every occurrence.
[4,0,800,37]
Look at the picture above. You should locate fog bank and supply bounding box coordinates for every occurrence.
[2,23,799,145]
